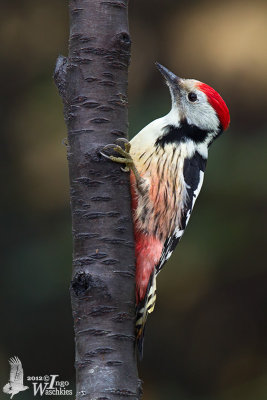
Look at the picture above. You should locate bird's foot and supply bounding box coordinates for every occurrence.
[100,138,142,185]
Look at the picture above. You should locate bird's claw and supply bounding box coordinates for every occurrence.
[99,149,113,160]
[115,138,131,153]
[100,138,133,167]
[100,144,116,160]
[102,144,117,151]
[100,138,143,186]
[115,138,129,145]
[121,166,130,172]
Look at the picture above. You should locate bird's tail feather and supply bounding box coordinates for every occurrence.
[136,270,157,358]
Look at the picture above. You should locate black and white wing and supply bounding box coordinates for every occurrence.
[9,357,23,386]
[156,151,207,275]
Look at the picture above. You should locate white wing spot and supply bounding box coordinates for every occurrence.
[174,228,184,239]
[192,171,204,205]
[165,251,173,260]
[186,170,204,226]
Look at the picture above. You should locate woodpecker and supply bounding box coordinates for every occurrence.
[101,63,230,357]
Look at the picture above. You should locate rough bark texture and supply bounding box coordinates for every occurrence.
[54,1,141,399]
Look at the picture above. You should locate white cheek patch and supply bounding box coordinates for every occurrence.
[181,88,220,133]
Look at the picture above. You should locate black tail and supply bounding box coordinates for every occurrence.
[136,270,157,359]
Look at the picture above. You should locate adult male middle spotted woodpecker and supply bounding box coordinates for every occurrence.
[101,63,230,356]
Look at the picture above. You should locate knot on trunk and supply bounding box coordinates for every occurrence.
[71,272,111,300]
[115,32,131,51]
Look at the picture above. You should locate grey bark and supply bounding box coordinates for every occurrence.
[54,1,141,399]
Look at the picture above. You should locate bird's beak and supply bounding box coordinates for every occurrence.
[155,63,183,107]
[155,62,182,90]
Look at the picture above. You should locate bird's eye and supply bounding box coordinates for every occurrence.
[188,92,198,102]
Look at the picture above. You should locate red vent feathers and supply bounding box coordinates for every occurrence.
[197,82,230,131]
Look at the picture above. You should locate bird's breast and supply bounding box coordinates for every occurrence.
[130,144,188,242]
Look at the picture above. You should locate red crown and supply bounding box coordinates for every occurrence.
[197,82,230,131]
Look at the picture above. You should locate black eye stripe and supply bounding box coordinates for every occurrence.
[188,92,198,102]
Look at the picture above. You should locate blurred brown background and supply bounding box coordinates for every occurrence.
[0,1,266,399]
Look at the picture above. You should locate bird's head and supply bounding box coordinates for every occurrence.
[156,63,230,148]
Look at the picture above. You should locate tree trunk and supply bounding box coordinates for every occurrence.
[54,1,141,399]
